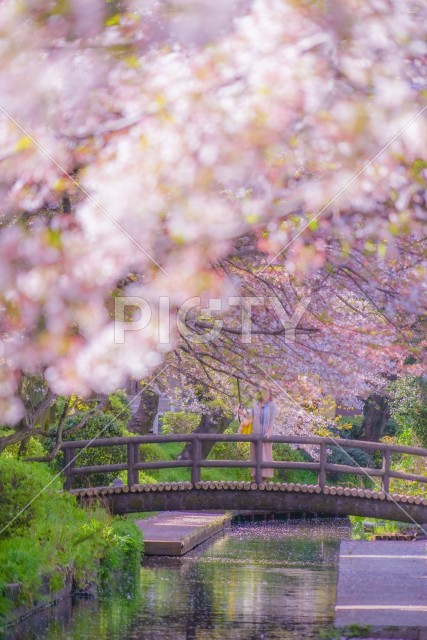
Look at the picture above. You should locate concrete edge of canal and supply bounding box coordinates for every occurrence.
[135,511,232,555]
[334,539,427,640]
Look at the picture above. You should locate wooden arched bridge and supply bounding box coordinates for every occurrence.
[62,433,427,524]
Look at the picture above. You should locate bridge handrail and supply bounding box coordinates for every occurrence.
[60,433,427,491]
[60,433,427,455]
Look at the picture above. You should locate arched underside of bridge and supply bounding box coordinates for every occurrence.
[72,482,427,525]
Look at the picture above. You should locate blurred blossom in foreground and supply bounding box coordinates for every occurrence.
[0,0,426,421]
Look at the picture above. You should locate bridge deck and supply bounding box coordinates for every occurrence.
[335,540,427,629]
[135,511,231,555]
[71,481,427,524]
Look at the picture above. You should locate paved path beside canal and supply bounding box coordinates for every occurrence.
[135,511,231,555]
[335,540,427,630]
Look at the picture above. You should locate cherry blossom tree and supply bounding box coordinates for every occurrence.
[161,236,426,436]
[0,0,426,427]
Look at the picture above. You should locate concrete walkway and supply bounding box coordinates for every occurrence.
[335,540,427,630]
[135,511,231,555]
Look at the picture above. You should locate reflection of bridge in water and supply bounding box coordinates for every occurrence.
[62,434,427,524]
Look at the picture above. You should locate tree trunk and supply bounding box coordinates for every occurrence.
[128,387,160,435]
[17,436,30,458]
[0,419,27,455]
[178,406,232,461]
[361,393,390,442]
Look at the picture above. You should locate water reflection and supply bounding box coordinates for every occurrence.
[9,518,350,640]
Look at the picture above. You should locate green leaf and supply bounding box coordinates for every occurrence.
[106,13,121,27]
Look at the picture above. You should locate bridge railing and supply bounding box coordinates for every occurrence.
[60,433,427,492]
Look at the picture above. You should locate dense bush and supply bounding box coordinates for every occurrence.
[410,402,427,448]
[334,416,364,440]
[106,391,132,422]
[0,458,143,628]
[328,446,373,468]
[48,398,131,488]
[327,446,375,485]
[274,444,317,484]
[0,458,53,538]
[2,436,46,460]
[161,411,200,434]
[208,428,250,461]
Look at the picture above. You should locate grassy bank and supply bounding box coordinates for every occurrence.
[0,457,143,631]
[350,515,420,539]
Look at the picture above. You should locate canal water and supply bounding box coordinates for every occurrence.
[10,518,351,640]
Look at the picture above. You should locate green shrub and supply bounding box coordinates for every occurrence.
[0,457,53,538]
[327,446,373,469]
[208,428,250,461]
[388,376,427,446]
[118,470,157,484]
[106,391,131,422]
[274,444,317,484]
[51,411,129,488]
[327,447,375,486]
[334,416,364,440]
[161,411,200,434]
[139,443,165,462]
[2,437,46,460]
[412,402,427,448]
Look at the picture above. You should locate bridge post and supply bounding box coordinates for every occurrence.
[127,443,136,487]
[319,442,327,490]
[133,443,139,485]
[255,436,262,484]
[191,438,201,484]
[63,446,74,490]
[382,449,391,493]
